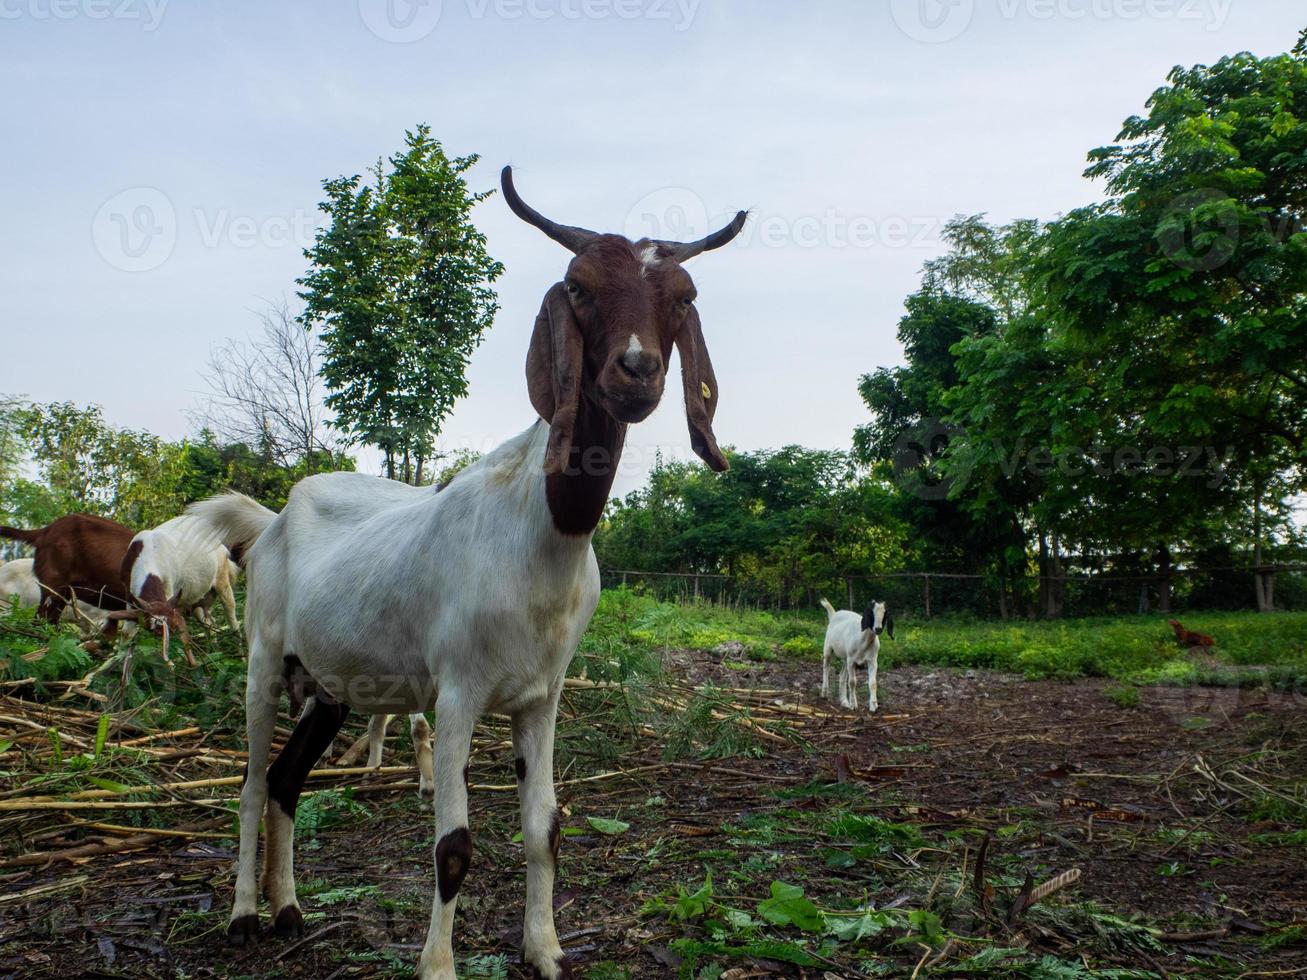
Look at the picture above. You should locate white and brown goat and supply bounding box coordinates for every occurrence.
[188,165,745,980]
[108,515,241,663]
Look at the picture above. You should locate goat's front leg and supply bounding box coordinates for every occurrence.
[417,694,478,980]
[512,689,569,979]
[866,650,879,713]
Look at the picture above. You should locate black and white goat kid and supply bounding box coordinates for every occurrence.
[819,598,893,713]
[190,166,746,980]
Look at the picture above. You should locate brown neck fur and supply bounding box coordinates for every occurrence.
[545,393,626,536]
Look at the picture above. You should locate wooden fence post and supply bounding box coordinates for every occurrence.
[846,578,854,611]
[924,573,932,619]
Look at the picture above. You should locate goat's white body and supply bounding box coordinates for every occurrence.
[191,421,597,979]
[819,599,881,712]
[232,424,597,713]
[0,558,117,630]
[128,516,240,628]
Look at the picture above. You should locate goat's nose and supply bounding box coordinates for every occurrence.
[620,343,660,381]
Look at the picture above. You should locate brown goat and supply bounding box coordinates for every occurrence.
[1169,619,1215,650]
[0,514,136,624]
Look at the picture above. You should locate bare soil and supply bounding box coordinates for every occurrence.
[2,655,1304,978]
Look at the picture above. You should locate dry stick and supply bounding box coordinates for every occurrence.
[1028,867,1082,907]
[0,831,175,867]
[0,873,91,903]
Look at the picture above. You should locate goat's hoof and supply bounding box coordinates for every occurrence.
[273,904,304,938]
[527,956,575,980]
[226,913,260,946]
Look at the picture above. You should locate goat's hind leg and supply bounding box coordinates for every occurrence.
[512,688,569,979]
[227,642,284,945]
[409,712,435,804]
[261,692,350,937]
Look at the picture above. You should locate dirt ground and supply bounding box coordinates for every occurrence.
[2,654,1304,978]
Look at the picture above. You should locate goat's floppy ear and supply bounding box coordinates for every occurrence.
[526,282,585,475]
[861,607,874,632]
[885,614,894,640]
[676,306,728,472]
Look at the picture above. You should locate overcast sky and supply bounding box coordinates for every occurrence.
[1,1,1301,496]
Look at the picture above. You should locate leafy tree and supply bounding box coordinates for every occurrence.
[9,401,186,530]
[1037,43,1307,608]
[299,126,503,483]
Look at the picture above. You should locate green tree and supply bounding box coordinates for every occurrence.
[1037,42,1307,609]
[10,401,186,530]
[299,126,503,483]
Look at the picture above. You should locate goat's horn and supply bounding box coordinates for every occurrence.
[501,166,598,253]
[662,210,749,263]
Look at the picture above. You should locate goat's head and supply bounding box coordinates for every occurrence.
[107,586,194,667]
[861,601,893,640]
[502,166,746,475]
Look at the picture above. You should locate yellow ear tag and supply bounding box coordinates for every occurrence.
[701,382,712,399]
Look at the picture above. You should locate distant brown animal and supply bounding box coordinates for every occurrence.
[0,514,136,624]
[1169,619,1215,650]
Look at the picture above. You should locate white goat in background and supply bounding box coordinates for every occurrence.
[820,597,894,713]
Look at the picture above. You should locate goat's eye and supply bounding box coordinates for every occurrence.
[565,281,581,297]
[682,296,694,307]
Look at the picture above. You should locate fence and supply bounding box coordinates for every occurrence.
[600,564,1307,618]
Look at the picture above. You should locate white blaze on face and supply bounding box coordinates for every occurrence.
[639,244,659,277]
[873,602,886,631]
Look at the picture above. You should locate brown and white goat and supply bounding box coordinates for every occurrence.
[189,165,745,980]
[108,515,241,664]
[0,514,136,623]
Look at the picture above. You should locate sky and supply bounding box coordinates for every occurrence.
[1,0,1302,497]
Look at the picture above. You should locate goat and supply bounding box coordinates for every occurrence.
[819,598,893,713]
[1168,619,1214,651]
[188,165,745,979]
[0,557,119,630]
[105,515,241,666]
[0,514,136,623]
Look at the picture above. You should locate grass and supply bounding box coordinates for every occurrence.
[578,588,1307,689]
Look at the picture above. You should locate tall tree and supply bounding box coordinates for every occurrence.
[1038,42,1307,608]
[299,126,503,482]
